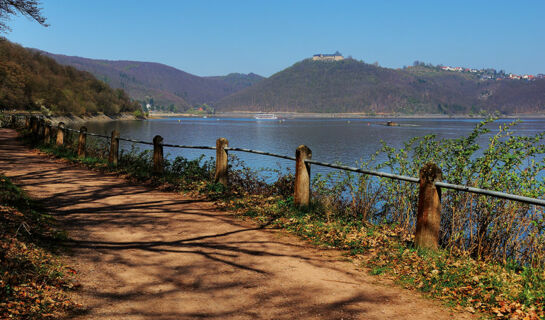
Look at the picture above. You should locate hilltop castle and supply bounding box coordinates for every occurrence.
[312,51,344,61]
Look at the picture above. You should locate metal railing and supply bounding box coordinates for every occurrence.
[12,114,545,209]
[9,113,545,249]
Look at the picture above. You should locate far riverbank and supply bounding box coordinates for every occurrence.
[149,111,545,119]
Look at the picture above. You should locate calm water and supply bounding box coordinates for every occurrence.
[75,117,545,178]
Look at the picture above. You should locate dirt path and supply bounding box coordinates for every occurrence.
[0,128,473,320]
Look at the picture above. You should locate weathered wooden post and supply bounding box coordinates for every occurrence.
[153,135,164,174]
[294,145,312,208]
[38,119,45,138]
[25,116,30,129]
[77,126,87,158]
[44,123,51,144]
[214,138,229,185]
[108,129,120,166]
[10,115,16,128]
[415,163,442,250]
[30,116,38,135]
[56,122,65,146]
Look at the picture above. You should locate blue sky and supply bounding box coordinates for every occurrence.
[5,0,545,77]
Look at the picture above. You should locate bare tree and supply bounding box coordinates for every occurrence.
[0,0,48,33]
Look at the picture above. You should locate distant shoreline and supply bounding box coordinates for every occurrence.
[7,111,545,123]
[149,111,545,119]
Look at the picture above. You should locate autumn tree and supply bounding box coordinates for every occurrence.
[0,0,48,33]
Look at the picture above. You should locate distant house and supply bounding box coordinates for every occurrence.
[312,51,344,61]
[441,66,462,72]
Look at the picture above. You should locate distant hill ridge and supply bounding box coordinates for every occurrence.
[41,49,545,115]
[216,58,545,115]
[42,52,264,110]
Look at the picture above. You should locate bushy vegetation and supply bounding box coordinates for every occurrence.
[184,103,215,115]
[13,117,545,318]
[0,39,140,115]
[376,119,545,266]
[308,118,545,267]
[0,174,79,319]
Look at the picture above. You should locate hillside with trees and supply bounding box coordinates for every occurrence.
[0,40,139,115]
[216,59,545,115]
[206,73,264,92]
[43,52,264,111]
[30,49,545,115]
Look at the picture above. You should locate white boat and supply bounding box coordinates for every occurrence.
[255,113,278,120]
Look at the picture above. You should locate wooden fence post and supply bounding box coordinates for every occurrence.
[25,116,30,129]
[294,145,312,208]
[153,135,164,174]
[415,162,442,250]
[56,122,65,146]
[77,126,87,158]
[214,138,229,185]
[108,129,120,166]
[44,123,51,144]
[30,116,38,135]
[11,115,16,128]
[38,119,45,138]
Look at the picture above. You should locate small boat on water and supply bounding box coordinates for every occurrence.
[381,121,420,127]
[255,113,278,120]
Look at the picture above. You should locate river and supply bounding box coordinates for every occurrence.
[75,117,545,179]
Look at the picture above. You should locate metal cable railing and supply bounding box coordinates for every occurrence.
[304,159,419,183]
[435,181,545,206]
[64,128,110,139]
[304,158,545,207]
[118,137,154,145]
[86,132,110,139]
[162,143,216,150]
[12,115,545,208]
[225,147,296,161]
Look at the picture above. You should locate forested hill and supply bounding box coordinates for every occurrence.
[0,40,139,116]
[216,59,545,115]
[206,73,264,92]
[43,52,264,110]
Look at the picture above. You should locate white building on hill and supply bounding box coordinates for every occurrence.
[312,51,344,61]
